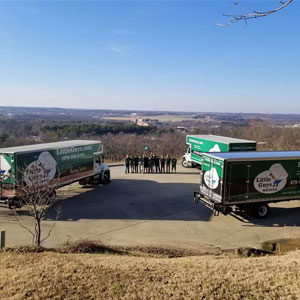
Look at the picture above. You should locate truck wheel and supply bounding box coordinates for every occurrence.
[102,171,110,184]
[182,159,189,168]
[253,203,270,219]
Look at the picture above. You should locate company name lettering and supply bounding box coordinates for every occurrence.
[189,139,203,145]
[56,145,93,155]
[255,176,276,188]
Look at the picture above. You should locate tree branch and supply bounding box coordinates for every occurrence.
[40,205,62,243]
[14,211,35,237]
[215,0,294,27]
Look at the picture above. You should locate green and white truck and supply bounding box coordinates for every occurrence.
[194,151,300,218]
[0,140,110,208]
[182,135,256,168]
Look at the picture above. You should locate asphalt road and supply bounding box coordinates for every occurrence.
[1,164,299,250]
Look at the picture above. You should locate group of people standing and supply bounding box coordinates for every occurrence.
[124,154,177,174]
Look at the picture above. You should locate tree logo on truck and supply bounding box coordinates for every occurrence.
[204,167,220,189]
[24,151,57,186]
[254,163,288,194]
[209,144,221,152]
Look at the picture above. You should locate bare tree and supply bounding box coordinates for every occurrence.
[14,165,62,247]
[216,0,294,27]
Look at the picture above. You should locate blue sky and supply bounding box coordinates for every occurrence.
[0,0,299,113]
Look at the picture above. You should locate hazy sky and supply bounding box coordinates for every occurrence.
[0,1,299,113]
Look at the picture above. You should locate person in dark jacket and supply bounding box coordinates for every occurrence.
[155,155,160,173]
[124,155,130,174]
[130,155,134,173]
[143,155,149,173]
[149,154,154,173]
[160,156,166,173]
[171,157,177,173]
[166,154,171,174]
[134,155,139,173]
[138,156,143,173]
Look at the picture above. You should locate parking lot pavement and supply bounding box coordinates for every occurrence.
[0,164,299,250]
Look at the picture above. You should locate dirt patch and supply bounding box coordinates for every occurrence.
[262,238,300,253]
[235,247,272,257]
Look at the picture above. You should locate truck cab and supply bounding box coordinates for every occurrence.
[182,146,194,168]
[93,152,110,184]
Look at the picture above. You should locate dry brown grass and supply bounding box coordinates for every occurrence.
[0,250,299,300]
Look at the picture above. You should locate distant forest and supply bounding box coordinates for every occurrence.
[0,116,300,161]
[42,123,155,137]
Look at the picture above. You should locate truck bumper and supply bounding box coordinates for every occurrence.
[194,192,231,216]
[0,198,22,209]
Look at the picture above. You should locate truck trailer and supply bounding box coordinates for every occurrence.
[182,135,256,168]
[194,151,300,218]
[0,140,110,208]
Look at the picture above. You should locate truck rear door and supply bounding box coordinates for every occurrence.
[200,155,224,203]
[226,162,251,203]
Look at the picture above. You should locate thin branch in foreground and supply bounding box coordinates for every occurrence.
[215,0,294,27]
[14,211,35,237]
[41,205,62,244]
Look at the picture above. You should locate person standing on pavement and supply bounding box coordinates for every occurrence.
[160,156,166,173]
[155,155,160,173]
[130,155,134,173]
[143,155,149,173]
[138,156,143,173]
[124,154,130,174]
[149,154,154,173]
[134,155,139,173]
[171,157,177,173]
[166,154,171,174]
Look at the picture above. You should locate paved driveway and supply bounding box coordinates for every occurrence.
[0,164,299,250]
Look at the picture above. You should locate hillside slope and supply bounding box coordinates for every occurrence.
[0,251,299,300]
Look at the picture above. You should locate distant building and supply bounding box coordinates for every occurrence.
[285,124,300,128]
[175,126,187,132]
[133,118,149,127]
[30,136,42,143]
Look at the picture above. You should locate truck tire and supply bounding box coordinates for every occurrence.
[79,178,87,185]
[102,171,110,184]
[252,203,270,219]
[182,159,189,168]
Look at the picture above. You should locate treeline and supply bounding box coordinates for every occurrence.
[101,132,186,162]
[41,123,156,138]
[1,117,300,162]
[243,121,300,151]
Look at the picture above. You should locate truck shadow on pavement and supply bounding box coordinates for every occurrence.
[236,206,300,227]
[44,179,300,227]
[46,179,213,222]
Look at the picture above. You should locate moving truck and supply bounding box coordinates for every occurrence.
[194,151,300,218]
[182,135,256,168]
[0,140,110,208]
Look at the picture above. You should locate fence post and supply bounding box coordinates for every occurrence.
[0,230,5,249]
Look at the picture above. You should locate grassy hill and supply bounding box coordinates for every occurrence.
[0,250,299,300]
